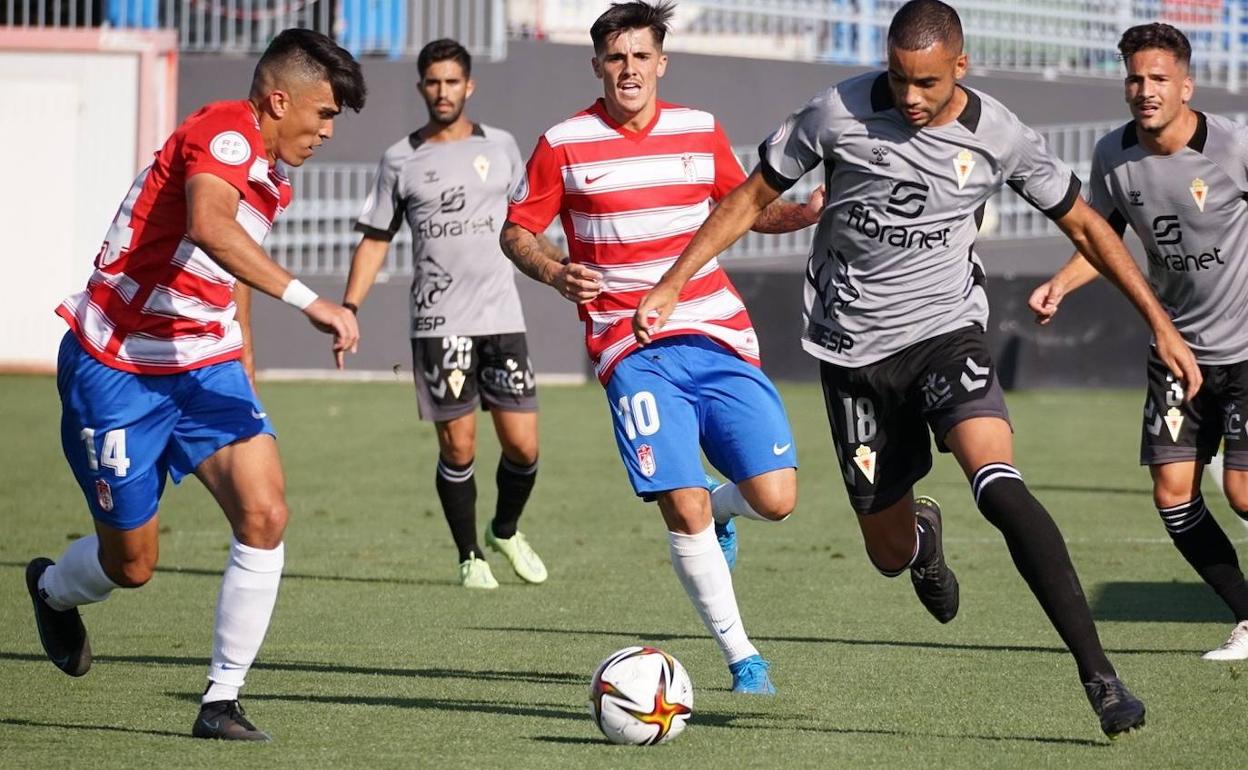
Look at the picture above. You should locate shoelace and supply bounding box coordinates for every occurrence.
[1089,679,1126,711]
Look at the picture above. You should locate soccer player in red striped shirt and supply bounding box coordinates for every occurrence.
[25,29,365,741]
[501,1,822,694]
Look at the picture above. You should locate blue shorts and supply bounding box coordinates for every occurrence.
[604,336,797,497]
[57,332,275,530]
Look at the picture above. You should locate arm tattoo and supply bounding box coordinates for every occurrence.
[501,225,565,285]
[751,199,813,234]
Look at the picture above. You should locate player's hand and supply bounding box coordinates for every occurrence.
[304,298,360,370]
[552,261,602,304]
[1154,326,1202,401]
[1027,280,1065,326]
[633,281,680,346]
[802,184,826,225]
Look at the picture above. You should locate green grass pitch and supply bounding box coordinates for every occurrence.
[1,375,1244,768]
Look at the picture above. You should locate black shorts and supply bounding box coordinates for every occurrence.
[410,333,538,423]
[1140,349,1248,470]
[819,326,1010,515]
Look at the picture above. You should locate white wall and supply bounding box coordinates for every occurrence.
[0,51,139,369]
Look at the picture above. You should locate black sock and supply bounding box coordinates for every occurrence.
[972,463,1114,682]
[492,455,538,540]
[436,457,480,562]
[1159,497,1248,622]
[914,511,937,567]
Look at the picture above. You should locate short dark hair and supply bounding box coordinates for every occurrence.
[590,1,675,54]
[418,38,472,80]
[253,28,367,112]
[888,0,964,53]
[1118,23,1192,68]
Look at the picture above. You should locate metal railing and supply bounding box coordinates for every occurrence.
[0,0,506,59]
[269,114,1248,277]
[510,0,1248,92]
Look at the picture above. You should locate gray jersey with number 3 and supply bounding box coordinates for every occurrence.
[1087,112,1248,364]
[760,72,1080,367]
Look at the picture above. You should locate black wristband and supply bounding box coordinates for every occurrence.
[343,302,359,316]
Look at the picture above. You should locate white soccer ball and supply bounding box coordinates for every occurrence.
[588,646,693,746]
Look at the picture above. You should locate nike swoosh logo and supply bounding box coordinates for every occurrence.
[716,620,737,635]
[199,719,221,731]
[584,172,611,185]
[250,409,267,420]
[52,654,70,668]
[772,443,791,455]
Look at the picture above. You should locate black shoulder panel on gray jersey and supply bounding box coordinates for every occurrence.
[956,87,982,132]
[870,73,891,112]
[408,131,425,151]
[1189,111,1208,152]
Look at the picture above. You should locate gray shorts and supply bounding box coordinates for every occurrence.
[411,333,539,423]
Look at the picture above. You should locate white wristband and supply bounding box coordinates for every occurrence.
[281,279,318,310]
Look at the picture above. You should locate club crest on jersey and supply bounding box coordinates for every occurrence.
[681,153,697,182]
[473,154,490,183]
[447,368,467,399]
[637,444,657,477]
[1190,178,1208,212]
[954,149,975,190]
[210,131,250,166]
[853,444,877,484]
[510,173,530,204]
[95,479,114,512]
[1164,407,1184,442]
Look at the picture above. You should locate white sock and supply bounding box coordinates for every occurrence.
[38,535,118,611]
[710,482,771,524]
[204,538,284,704]
[668,524,759,665]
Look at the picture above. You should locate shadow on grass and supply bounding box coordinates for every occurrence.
[227,693,1104,748]
[0,651,584,685]
[468,626,1198,656]
[1091,581,1231,623]
[0,560,455,587]
[1026,484,1152,498]
[0,716,189,740]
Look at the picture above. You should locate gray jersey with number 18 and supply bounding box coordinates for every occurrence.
[759,72,1080,368]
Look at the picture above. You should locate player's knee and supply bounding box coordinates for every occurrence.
[440,441,476,467]
[109,553,157,588]
[752,488,796,521]
[1153,478,1197,509]
[501,442,538,468]
[234,499,288,549]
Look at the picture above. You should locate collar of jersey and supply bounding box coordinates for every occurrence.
[591,98,664,141]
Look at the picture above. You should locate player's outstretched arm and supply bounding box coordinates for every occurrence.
[751,184,825,234]
[499,222,602,304]
[633,170,782,345]
[1027,252,1101,325]
[1055,197,1201,399]
[186,173,359,368]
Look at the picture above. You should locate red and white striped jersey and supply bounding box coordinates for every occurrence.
[507,99,758,384]
[57,100,292,375]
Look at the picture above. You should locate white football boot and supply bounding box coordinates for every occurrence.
[1202,620,1248,661]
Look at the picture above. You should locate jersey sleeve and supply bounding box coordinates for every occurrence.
[355,153,406,241]
[710,122,747,201]
[506,135,564,234]
[181,112,255,195]
[757,92,835,193]
[1003,119,1082,221]
[1086,144,1127,236]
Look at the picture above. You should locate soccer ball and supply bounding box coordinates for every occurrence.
[588,646,693,746]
